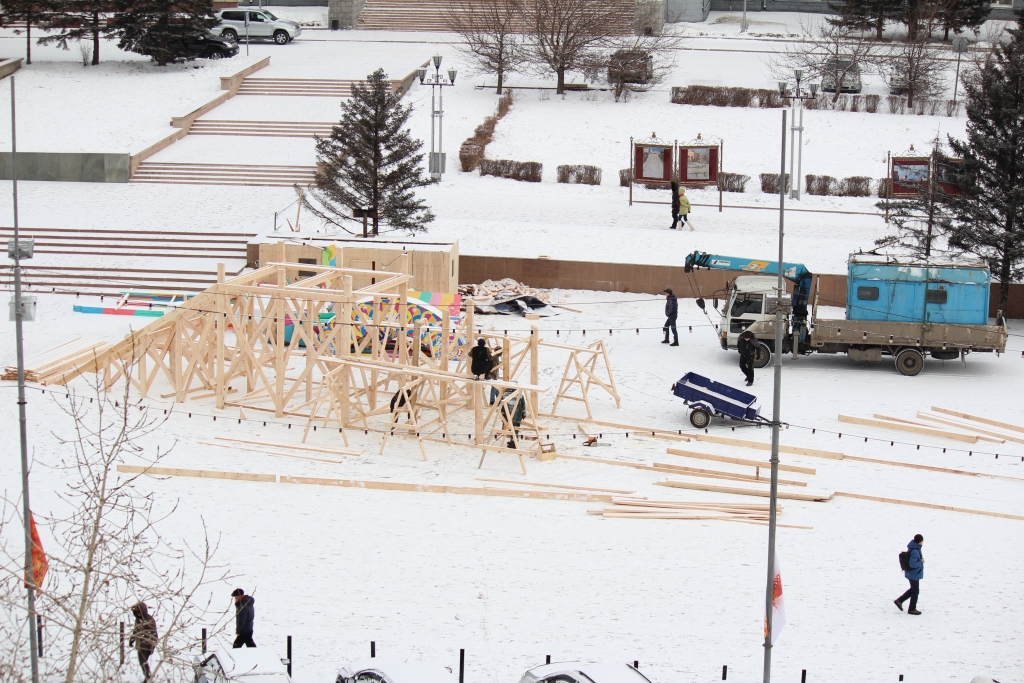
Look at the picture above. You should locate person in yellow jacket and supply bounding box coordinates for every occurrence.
[670,181,693,230]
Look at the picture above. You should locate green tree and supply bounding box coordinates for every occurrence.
[305,69,435,236]
[944,11,1024,314]
[939,0,991,41]
[38,0,114,65]
[829,0,903,39]
[111,0,218,67]
[0,0,58,64]
[876,143,955,258]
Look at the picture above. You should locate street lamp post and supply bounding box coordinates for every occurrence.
[951,36,969,105]
[780,75,818,201]
[418,55,457,181]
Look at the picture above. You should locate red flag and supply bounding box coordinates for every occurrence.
[25,513,48,591]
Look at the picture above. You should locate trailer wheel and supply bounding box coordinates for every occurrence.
[895,348,924,376]
[752,343,771,369]
[689,407,712,429]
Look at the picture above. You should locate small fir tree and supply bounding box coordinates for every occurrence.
[0,0,59,64]
[112,0,218,67]
[305,69,435,236]
[944,10,1024,314]
[39,0,114,65]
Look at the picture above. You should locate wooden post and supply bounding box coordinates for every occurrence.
[502,336,510,380]
[465,298,474,343]
[215,263,226,409]
[304,297,314,403]
[370,294,381,410]
[474,381,483,446]
[399,288,409,365]
[530,325,539,416]
[277,241,287,282]
[413,321,422,366]
[172,316,183,402]
[629,136,633,207]
[441,309,451,372]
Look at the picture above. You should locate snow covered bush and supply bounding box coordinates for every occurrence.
[619,168,632,187]
[887,95,907,114]
[806,174,839,196]
[480,159,543,182]
[459,92,514,172]
[839,176,872,197]
[759,172,790,194]
[717,172,750,193]
[864,94,881,113]
[557,165,602,185]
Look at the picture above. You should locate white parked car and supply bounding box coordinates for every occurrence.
[335,657,456,683]
[213,9,301,45]
[193,648,291,683]
[519,662,655,683]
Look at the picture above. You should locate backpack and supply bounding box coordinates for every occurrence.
[898,550,911,572]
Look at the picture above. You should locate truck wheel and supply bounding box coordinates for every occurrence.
[752,343,771,369]
[895,348,924,376]
[689,407,711,429]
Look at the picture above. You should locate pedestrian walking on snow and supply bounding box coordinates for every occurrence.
[737,330,757,386]
[670,182,692,230]
[129,602,158,681]
[232,588,256,648]
[468,338,495,379]
[662,288,678,346]
[895,534,924,615]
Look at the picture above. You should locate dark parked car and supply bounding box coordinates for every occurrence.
[185,34,239,60]
[820,59,862,94]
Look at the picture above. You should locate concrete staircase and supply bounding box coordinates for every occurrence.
[356,0,636,34]
[236,78,360,97]
[189,120,336,138]
[130,162,318,187]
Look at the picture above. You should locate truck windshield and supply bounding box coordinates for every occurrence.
[731,293,763,317]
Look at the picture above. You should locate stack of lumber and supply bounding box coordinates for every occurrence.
[838,413,1015,444]
[589,499,812,528]
[915,408,1024,445]
[458,278,550,301]
[2,337,110,384]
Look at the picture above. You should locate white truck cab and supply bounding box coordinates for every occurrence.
[719,275,790,351]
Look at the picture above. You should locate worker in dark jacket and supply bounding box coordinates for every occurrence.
[662,288,678,346]
[468,338,495,379]
[232,589,256,648]
[895,534,924,615]
[737,330,757,386]
[129,602,158,681]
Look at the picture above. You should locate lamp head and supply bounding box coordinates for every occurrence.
[416,66,427,84]
[794,68,803,82]
[448,67,457,84]
[433,54,442,69]
[809,82,819,96]
[778,81,788,96]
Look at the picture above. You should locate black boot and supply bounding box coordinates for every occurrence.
[661,335,670,344]
[670,340,679,346]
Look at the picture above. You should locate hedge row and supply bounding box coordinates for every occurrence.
[459,91,514,173]
[557,164,602,185]
[480,159,543,183]
[671,85,960,117]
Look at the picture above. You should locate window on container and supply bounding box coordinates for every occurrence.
[857,286,880,301]
[926,288,948,304]
[730,293,763,317]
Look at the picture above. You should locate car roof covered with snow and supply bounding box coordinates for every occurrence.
[519,662,654,683]
[337,656,455,683]
[198,648,290,681]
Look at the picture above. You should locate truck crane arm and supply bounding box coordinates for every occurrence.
[683,251,813,319]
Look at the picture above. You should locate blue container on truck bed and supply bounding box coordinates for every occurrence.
[846,254,990,325]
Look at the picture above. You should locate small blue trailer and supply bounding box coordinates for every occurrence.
[671,372,766,429]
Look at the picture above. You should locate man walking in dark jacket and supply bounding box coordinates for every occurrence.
[895,535,924,615]
[129,602,158,681]
[232,588,256,648]
[737,330,757,386]
[662,288,678,346]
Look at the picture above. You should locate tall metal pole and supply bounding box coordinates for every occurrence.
[429,77,437,179]
[11,74,40,683]
[741,0,748,32]
[794,103,804,201]
[788,94,796,199]
[438,79,444,177]
[762,108,786,683]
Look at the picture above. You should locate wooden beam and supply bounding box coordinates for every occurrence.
[833,491,1024,521]
[916,412,1024,445]
[692,434,845,459]
[838,415,979,443]
[213,436,360,456]
[555,453,659,472]
[656,479,833,501]
[931,407,1024,435]
[118,464,276,483]
[580,419,691,441]
[874,414,1004,443]
[198,440,347,464]
[652,462,808,487]
[280,476,612,502]
[475,477,635,495]
[666,448,816,475]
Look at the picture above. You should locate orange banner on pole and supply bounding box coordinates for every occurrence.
[25,513,48,590]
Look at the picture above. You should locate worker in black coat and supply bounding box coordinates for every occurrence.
[662,288,678,346]
[129,602,158,681]
[232,589,256,648]
[737,330,758,386]
[468,338,495,379]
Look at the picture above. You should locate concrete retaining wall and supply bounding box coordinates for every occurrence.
[328,0,366,29]
[0,152,129,183]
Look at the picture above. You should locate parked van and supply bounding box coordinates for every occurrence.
[214,9,301,44]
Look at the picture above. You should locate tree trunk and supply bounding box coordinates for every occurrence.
[876,8,884,39]
[943,26,950,41]
[25,16,31,65]
[496,67,503,94]
[92,13,100,65]
[556,66,565,95]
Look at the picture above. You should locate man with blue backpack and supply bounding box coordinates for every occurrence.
[894,534,924,615]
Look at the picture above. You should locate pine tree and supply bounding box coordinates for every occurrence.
[111,0,218,67]
[0,0,59,64]
[305,69,435,236]
[875,142,955,258]
[828,0,902,39]
[38,0,113,65]
[944,10,1024,314]
[939,0,991,41]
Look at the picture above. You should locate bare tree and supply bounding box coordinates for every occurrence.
[880,3,949,109]
[0,356,231,683]
[526,0,626,95]
[767,20,886,104]
[446,0,527,94]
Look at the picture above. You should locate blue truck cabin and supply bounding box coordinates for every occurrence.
[846,255,991,325]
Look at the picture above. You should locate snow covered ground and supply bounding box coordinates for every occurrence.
[0,16,1022,683]
[2,291,1024,683]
